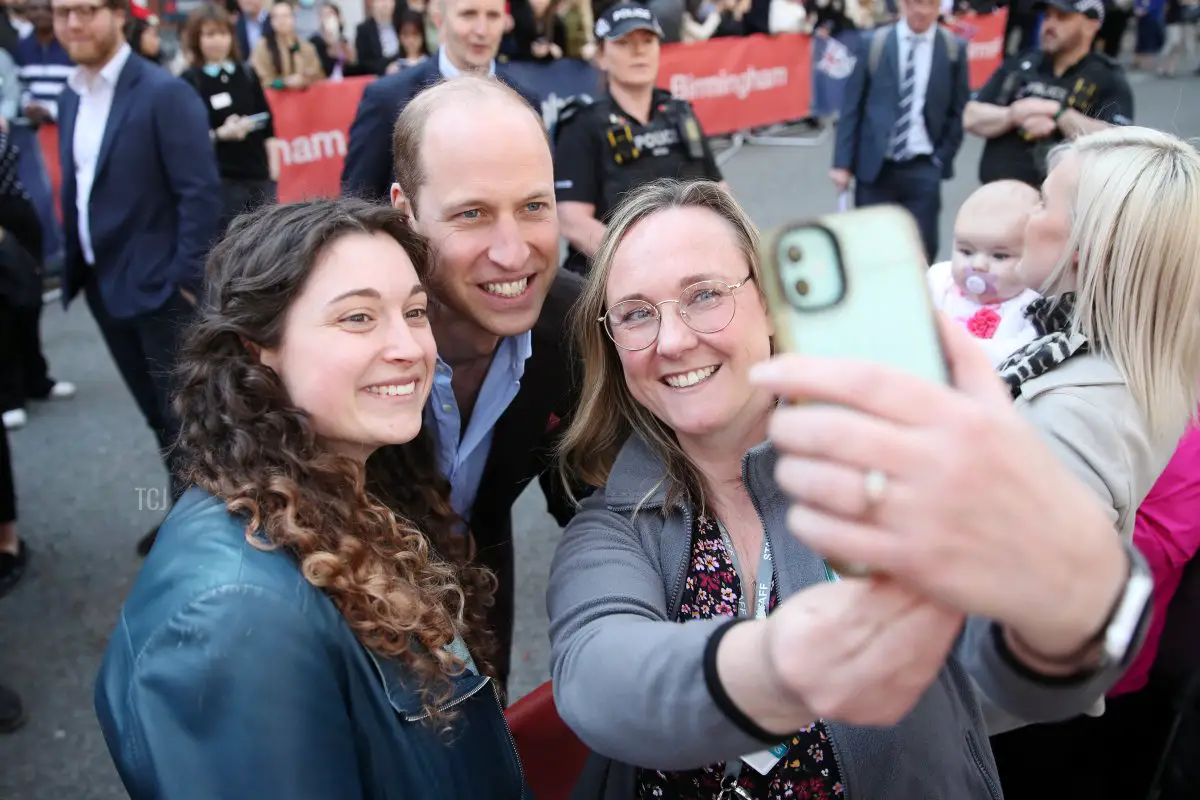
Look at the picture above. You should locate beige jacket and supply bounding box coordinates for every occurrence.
[980,351,1181,734]
[251,37,325,89]
[1016,351,1183,543]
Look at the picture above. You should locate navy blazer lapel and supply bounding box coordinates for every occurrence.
[884,27,902,101]
[93,55,141,184]
[925,30,950,125]
[59,91,78,173]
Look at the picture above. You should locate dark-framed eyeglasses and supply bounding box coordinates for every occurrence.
[52,0,108,23]
[598,275,753,352]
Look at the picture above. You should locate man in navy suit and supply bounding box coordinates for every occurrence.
[54,0,222,555]
[341,0,541,202]
[831,0,969,261]
[234,0,272,63]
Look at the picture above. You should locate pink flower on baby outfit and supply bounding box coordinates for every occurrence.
[966,308,1001,339]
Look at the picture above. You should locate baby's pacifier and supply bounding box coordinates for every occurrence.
[963,271,996,296]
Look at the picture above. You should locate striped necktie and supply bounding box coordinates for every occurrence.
[888,34,920,162]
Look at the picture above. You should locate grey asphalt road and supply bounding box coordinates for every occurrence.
[1,69,1196,800]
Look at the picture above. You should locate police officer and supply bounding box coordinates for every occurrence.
[963,0,1133,188]
[553,2,726,275]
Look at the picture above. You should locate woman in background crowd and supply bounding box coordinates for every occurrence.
[397,0,439,52]
[94,198,529,799]
[125,13,163,65]
[394,9,430,68]
[510,0,567,60]
[181,3,279,236]
[560,0,596,58]
[548,178,1153,799]
[310,1,362,78]
[252,0,324,90]
[990,126,1200,798]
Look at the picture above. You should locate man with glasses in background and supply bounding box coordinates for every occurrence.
[53,0,221,556]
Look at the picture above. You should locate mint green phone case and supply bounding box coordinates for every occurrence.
[760,205,950,387]
[759,206,949,578]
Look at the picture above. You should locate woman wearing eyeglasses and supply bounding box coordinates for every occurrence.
[548,179,1152,799]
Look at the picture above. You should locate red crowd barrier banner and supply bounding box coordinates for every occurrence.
[266,76,372,204]
[38,124,62,222]
[951,9,1008,90]
[657,33,812,137]
[33,12,1008,212]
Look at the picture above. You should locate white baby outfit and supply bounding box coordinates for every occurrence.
[927,260,1041,367]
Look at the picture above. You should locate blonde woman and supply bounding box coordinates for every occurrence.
[992,126,1200,542]
[973,126,1200,796]
[547,179,1154,800]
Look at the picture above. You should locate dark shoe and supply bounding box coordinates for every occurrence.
[0,539,28,599]
[0,684,27,733]
[136,525,159,558]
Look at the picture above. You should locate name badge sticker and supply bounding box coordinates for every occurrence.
[740,742,789,775]
[210,92,233,110]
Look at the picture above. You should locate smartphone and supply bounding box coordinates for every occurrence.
[758,205,950,577]
[244,111,271,131]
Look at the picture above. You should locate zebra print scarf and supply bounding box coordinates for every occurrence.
[996,293,1089,398]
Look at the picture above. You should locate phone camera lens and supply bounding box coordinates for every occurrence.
[787,245,803,262]
[794,278,810,297]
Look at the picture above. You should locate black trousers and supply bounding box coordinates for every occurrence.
[1095,10,1132,58]
[220,178,276,238]
[855,156,942,263]
[84,279,195,500]
[0,367,14,525]
[0,193,50,414]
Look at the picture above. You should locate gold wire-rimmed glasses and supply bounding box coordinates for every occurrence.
[598,276,753,352]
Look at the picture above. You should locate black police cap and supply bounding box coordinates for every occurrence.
[594,2,666,41]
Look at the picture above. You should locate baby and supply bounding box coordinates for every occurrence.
[928,180,1043,367]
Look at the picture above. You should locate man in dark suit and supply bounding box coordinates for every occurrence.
[341,0,541,202]
[54,0,222,554]
[354,0,400,76]
[234,0,271,62]
[386,74,584,695]
[831,0,969,261]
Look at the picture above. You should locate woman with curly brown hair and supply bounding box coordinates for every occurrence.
[92,197,530,800]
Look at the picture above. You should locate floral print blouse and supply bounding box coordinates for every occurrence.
[635,515,846,800]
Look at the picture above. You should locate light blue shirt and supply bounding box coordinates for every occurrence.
[245,11,269,57]
[437,45,496,78]
[425,332,533,522]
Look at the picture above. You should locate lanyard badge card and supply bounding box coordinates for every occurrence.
[715,521,790,794]
[715,520,843,797]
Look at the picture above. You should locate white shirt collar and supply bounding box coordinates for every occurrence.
[68,42,132,95]
[437,45,496,79]
[898,18,936,43]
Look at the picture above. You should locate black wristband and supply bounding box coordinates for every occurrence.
[703,618,786,744]
[990,623,1096,687]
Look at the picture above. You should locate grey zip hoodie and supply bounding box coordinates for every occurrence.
[547,434,1142,799]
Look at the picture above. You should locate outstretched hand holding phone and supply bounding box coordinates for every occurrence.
[749,315,1128,674]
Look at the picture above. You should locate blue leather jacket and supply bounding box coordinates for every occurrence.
[94,488,530,800]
